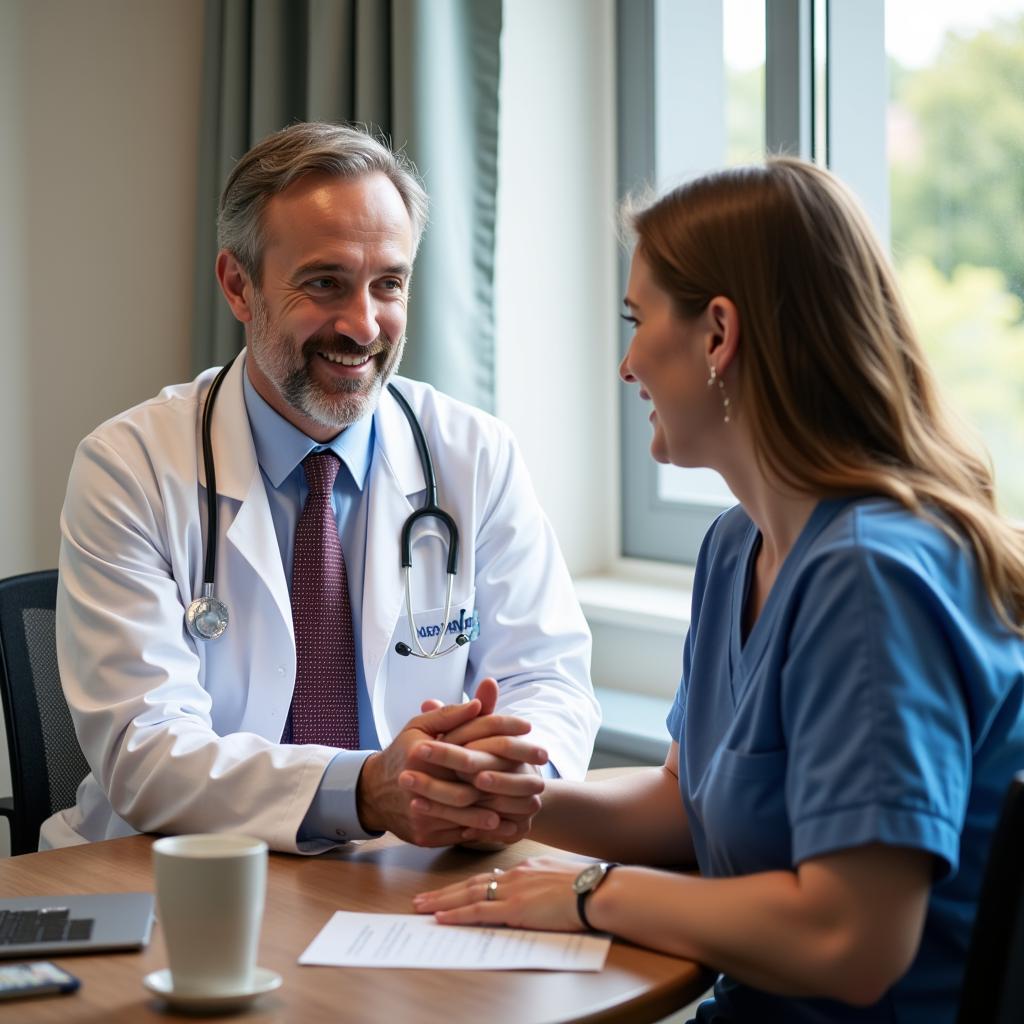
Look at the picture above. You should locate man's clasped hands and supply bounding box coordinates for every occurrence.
[355,678,547,847]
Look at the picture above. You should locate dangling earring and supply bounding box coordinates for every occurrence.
[706,365,731,424]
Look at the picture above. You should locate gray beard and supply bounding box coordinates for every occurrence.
[249,292,405,430]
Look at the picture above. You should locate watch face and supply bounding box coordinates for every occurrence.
[573,863,606,895]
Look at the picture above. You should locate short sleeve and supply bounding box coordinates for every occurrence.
[781,543,971,880]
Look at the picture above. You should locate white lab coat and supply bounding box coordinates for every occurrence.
[43,356,598,853]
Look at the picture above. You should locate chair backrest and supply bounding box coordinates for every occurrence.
[0,570,90,855]
[956,771,1024,1024]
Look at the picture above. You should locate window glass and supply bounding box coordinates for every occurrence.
[813,0,827,164]
[725,0,766,162]
[887,0,1024,516]
[655,0,764,511]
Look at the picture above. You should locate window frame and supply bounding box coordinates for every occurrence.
[617,0,886,565]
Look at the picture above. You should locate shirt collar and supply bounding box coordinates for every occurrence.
[242,368,375,491]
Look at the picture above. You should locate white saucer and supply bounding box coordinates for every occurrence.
[143,967,282,1014]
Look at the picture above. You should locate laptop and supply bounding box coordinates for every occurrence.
[0,893,154,958]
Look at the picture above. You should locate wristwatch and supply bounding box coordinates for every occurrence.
[573,862,619,932]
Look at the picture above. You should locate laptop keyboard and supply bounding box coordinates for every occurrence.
[0,908,94,945]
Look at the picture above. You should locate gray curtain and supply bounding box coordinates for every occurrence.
[191,0,502,411]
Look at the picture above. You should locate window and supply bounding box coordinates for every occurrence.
[617,0,819,563]
[619,0,1024,564]
[654,0,764,516]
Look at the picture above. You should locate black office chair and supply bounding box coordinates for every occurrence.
[0,570,90,855]
[956,771,1024,1023]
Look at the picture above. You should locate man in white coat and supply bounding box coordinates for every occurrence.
[44,122,599,854]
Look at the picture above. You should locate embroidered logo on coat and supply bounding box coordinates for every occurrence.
[416,608,480,641]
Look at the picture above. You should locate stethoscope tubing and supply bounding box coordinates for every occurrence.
[385,382,460,575]
[199,353,236,588]
[184,355,469,659]
[386,381,466,657]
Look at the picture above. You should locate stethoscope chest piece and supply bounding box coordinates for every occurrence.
[185,589,229,641]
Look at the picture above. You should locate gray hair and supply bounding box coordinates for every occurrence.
[217,121,429,283]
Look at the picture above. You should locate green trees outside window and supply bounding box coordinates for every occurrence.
[889,13,1024,516]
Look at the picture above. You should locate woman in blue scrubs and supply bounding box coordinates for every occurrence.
[412,159,1024,1023]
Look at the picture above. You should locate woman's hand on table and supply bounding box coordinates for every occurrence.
[413,857,586,932]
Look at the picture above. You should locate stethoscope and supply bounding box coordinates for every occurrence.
[184,353,471,659]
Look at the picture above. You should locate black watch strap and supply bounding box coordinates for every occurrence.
[577,863,617,932]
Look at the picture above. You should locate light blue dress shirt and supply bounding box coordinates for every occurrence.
[242,371,381,842]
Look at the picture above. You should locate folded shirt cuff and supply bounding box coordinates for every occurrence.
[298,749,383,844]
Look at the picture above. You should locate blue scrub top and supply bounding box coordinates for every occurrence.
[668,497,1024,1024]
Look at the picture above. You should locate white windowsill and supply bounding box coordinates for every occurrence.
[575,560,694,765]
[574,558,694,636]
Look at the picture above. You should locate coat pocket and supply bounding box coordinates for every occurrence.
[380,593,478,740]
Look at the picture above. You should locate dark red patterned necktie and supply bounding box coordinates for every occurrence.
[285,450,360,748]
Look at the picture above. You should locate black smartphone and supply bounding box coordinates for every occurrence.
[0,961,80,1000]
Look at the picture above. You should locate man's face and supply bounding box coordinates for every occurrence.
[244,171,414,440]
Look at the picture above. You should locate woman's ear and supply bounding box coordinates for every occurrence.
[704,296,740,374]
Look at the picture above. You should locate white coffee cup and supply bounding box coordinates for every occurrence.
[152,834,268,996]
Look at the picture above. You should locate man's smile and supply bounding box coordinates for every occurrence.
[318,350,375,367]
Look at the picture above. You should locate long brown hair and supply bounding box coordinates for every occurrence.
[628,157,1024,632]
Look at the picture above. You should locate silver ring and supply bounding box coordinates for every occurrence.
[486,878,499,901]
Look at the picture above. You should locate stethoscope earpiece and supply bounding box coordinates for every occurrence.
[395,633,469,658]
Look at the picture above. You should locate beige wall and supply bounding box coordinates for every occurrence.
[0,0,204,578]
[0,2,31,579]
[0,0,205,854]
[494,0,618,576]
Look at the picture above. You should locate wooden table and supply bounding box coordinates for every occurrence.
[0,834,710,1023]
